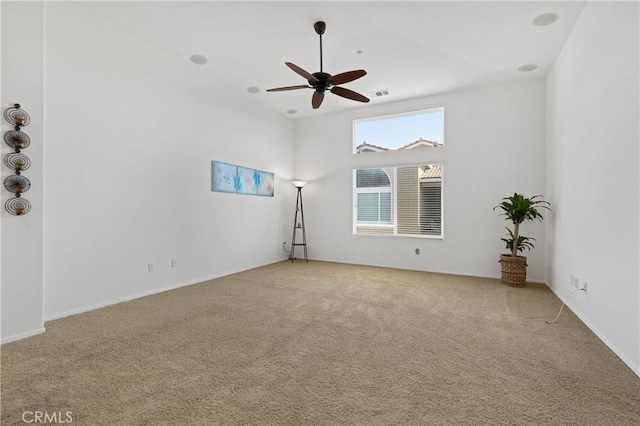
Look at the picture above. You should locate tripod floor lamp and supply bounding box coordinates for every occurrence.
[290,180,308,262]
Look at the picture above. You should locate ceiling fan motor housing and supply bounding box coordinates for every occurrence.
[310,72,331,92]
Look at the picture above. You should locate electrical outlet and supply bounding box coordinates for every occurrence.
[570,274,579,289]
[172,259,177,268]
[415,248,420,255]
[148,263,155,272]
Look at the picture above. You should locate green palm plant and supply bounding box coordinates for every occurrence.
[500,228,536,253]
[494,193,550,257]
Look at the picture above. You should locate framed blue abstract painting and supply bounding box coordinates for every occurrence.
[212,161,238,194]
[211,161,274,197]
[256,170,274,196]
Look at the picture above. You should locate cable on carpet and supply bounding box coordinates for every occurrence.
[546,288,583,324]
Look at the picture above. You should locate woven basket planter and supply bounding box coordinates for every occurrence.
[499,254,527,287]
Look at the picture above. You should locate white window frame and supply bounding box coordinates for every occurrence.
[352,165,444,239]
[353,107,445,154]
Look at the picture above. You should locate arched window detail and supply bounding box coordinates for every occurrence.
[356,168,391,188]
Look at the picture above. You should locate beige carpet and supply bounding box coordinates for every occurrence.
[1,261,638,425]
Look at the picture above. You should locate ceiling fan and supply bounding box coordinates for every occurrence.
[267,21,370,109]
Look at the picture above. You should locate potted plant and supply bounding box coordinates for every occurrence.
[494,193,550,287]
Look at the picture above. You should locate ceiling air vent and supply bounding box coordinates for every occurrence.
[368,88,390,98]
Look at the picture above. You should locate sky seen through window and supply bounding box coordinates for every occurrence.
[354,108,444,150]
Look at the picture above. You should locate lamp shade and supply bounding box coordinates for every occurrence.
[292,180,307,188]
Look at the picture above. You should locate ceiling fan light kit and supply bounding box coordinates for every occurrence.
[267,21,370,109]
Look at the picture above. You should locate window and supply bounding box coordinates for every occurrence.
[353,108,444,154]
[355,168,393,225]
[353,164,443,238]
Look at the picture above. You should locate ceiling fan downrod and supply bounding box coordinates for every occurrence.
[314,21,326,73]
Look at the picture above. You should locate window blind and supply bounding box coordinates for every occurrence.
[354,164,442,238]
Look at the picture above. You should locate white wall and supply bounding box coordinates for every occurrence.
[37,3,294,321]
[1,1,46,342]
[5,2,636,382]
[546,1,639,375]
[295,80,547,280]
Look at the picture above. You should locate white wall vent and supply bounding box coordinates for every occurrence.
[368,89,390,98]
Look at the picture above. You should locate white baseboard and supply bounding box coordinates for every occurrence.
[1,327,46,345]
[547,285,640,378]
[308,257,546,284]
[44,258,288,323]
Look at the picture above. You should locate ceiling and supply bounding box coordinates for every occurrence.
[80,1,586,119]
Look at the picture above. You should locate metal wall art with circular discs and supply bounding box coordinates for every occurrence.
[3,104,32,216]
[5,197,31,216]
[4,130,31,151]
[4,153,31,173]
[4,175,30,194]
[3,105,30,127]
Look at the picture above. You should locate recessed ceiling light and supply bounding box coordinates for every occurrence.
[532,13,559,26]
[286,109,297,115]
[518,64,538,72]
[189,54,208,65]
[246,86,260,94]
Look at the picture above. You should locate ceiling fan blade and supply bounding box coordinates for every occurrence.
[285,62,319,82]
[330,86,370,103]
[328,70,367,86]
[312,91,324,109]
[266,85,310,92]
